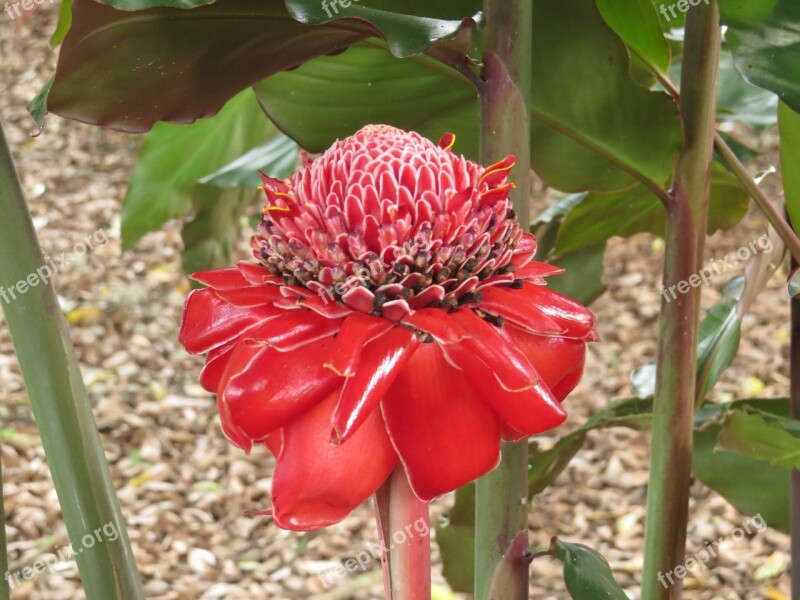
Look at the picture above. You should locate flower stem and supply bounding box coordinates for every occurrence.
[641,3,721,599]
[474,1,533,599]
[0,120,145,599]
[373,466,431,600]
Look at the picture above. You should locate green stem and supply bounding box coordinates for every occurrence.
[0,458,8,600]
[641,3,721,599]
[474,2,532,599]
[0,121,145,599]
[373,467,431,600]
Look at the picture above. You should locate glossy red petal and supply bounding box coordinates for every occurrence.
[447,308,537,391]
[271,392,398,531]
[198,340,236,393]
[243,310,344,351]
[191,267,249,289]
[401,308,471,344]
[237,261,279,286]
[215,285,284,307]
[382,343,501,501]
[516,284,596,339]
[514,261,564,282]
[325,313,394,377]
[504,324,588,403]
[477,285,566,336]
[510,232,537,268]
[179,289,278,354]
[332,327,419,443]
[222,336,341,441]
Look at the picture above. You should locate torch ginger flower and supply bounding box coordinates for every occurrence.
[179,125,596,531]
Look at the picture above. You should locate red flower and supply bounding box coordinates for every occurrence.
[179,125,596,531]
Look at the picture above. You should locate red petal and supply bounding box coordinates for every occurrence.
[191,267,248,289]
[215,285,284,307]
[504,324,588,402]
[514,261,564,282]
[342,285,375,313]
[382,343,501,501]
[325,313,394,377]
[510,232,537,268]
[198,340,236,393]
[237,261,278,286]
[401,309,471,344]
[243,309,344,351]
[478,285,566,336]
[222,336,341,441]
[480,155,516,188]
[271,392,398,530]
[179,289,278,354]
[515,284,596,339]
[446,308,537,392]
[332,327,419,443]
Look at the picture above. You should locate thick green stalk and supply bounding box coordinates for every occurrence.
[641,3,721,599]
[0,458,8,600]
[0,121,145,599]
[474,1,532,599]
[373,466,431,599]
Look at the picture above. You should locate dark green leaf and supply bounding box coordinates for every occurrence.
[182,185,257,275]
[720,0,800,114]
[692,398,791,532]
[595,0,671,74]
[48,0,367,132]
[717,50,778,127]
[714,131,762,166]
[284,0,482,58]
[435,483,476,594]
[26,76,53,134]
[554,164,750,254]
[530,0,681,193]
[716,408,800,469]
[254,41,480,156]
[122,90,274,248]
[199,135,299,188]
[779,101,800,232]
[696,276,744,399]
[550,538,629,600]
[547,243,608,306]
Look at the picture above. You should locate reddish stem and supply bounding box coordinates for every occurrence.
[374,466,431,600]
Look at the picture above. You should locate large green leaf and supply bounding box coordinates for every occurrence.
[199,134,299,188]
[717,51,778,127]
[692,399,791,532]
[547,244,608,306]
[595,0,671,74]
[122,90,274,248]
[254,41,481,156]
[549,538,629,600]
[716,408,800,469]
[435,484,475,594]
[720,0,800,114]
[554,164,750,254]
[530,0,681,193]
[779,101,800,232]
[284,0,482,58]
[47,0,368,132]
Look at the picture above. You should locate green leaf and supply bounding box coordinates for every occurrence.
[530,0,681,193]
[435,483,476,594]
[26,76,53,134]
[716,408,800,469]
[50,0,73,47]
[554,164,750,254]
[254,41,480,156]
[547,243,608,306]
[182,185,257,275]
[779,100,800,232]
[550,538,629,600]
[284,0,482,58]
[122,90,274,248]
[595,0,671,74]
[695,276,744,399]
[692,398,791,532]
[199,134,299,188]
[720,0,800,114]
[47,0,368,132]
[717,50,778,127]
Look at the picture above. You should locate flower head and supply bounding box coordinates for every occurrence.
[180,125,596,531]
